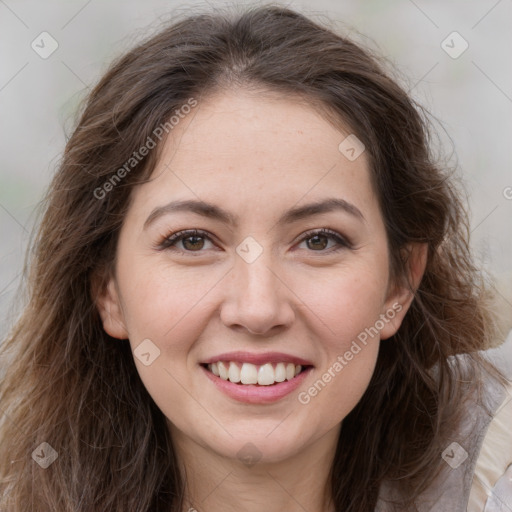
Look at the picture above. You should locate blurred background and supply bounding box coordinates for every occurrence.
[0,0,511,372]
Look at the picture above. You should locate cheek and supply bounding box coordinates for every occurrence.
[289,266,386,420]
[116,262,218,421]
[290,262,389,346]
[117,253,222,348]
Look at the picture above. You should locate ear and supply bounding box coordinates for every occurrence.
[380,243,428,340]
[91,268,129,339]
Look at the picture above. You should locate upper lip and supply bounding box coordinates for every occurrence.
[201,351,314,367]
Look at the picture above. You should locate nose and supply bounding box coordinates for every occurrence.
[220,252,295,336]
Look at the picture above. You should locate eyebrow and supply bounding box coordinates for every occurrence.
[143,197,364,230]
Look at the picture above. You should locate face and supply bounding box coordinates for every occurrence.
[97,88,415,465]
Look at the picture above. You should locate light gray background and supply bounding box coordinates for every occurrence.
[1,0,511,369]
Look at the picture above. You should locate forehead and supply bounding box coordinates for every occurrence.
[162,88,357,171]
[132,88,378,222]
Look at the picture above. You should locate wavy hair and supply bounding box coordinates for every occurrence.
[0,4,506,511]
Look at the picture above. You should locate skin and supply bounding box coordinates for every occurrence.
[96,87,426,512]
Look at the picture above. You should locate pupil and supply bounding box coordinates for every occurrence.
[307,235,327,250]
[183,236,204,250]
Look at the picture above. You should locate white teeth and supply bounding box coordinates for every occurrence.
[228,361,241,383]
[286,363,295,381]
[240,362,258,384]
[218,361,228,380]
[206,361,305,385]
[274,362,286,382]
[257,363,275,386]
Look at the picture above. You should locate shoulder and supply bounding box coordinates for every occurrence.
[376,356,510,512]
[468,379,512,511]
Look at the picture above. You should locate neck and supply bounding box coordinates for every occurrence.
[170,422,341,512]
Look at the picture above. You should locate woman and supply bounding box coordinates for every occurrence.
[0,4,509,511]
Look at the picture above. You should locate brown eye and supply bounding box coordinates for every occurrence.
[297,228,352,253]
[158,229,215,252]
[181,235,205,251]
[306,234,329,250]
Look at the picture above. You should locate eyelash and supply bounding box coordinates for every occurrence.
[156,228,352,255]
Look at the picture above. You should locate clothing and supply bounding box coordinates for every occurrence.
[469,380,512,511]
[375,360,511,511]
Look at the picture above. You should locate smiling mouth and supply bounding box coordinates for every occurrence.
[201,361,312,386]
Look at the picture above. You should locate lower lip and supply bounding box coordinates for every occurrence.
[200,365,313,404]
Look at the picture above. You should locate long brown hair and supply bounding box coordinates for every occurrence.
[0,4,506,511]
